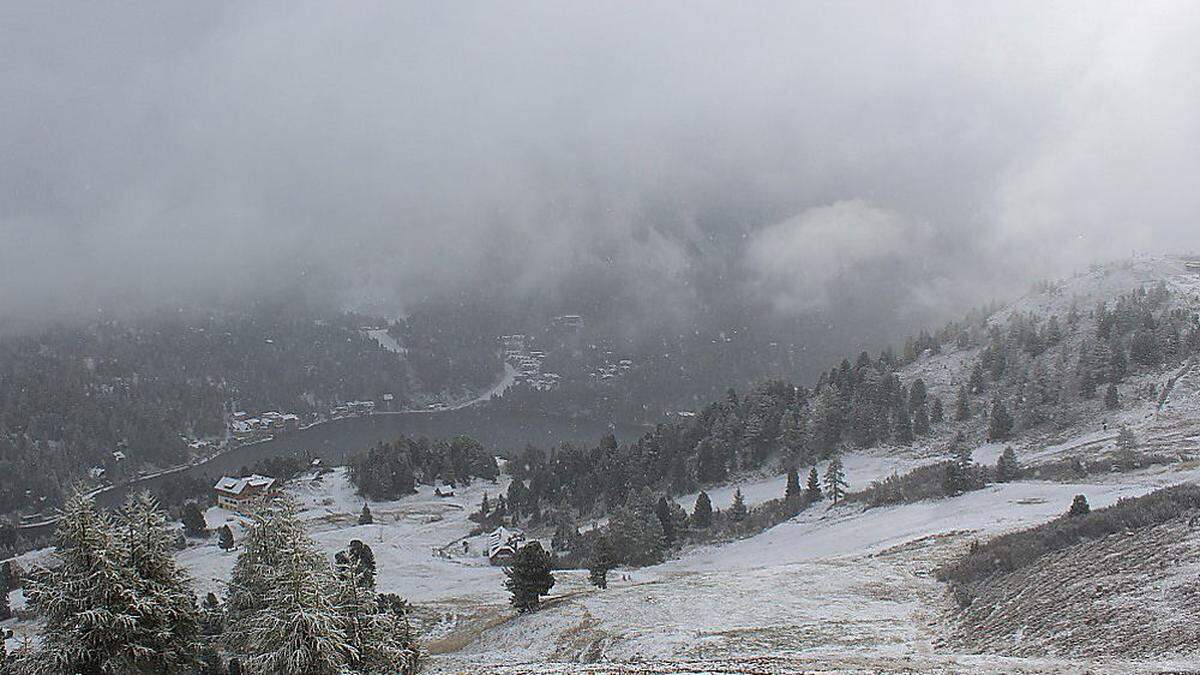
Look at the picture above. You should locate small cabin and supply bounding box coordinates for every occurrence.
[214,474,277,514]
[487,526,525,566]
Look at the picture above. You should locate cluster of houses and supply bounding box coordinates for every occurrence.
[330,400,376,418]
[226,400,382,443]
[589,355,633,382]
[501,335,561,391]
[228,410,301,442]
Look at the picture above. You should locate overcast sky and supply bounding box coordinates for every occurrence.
[2,1,1198,328]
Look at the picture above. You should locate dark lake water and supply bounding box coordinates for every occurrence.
[91,408,645,511]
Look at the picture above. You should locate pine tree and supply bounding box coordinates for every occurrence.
[181,501,208,538]
[588,536,617,589]
[1068,494,1090,517]
[893,403,914,446]
[954,385,971,421]
[942,445,974,496]
[730,488,748,522]
[912,403,930,436]
[655,497,676,547]
[218,524,235,551]
[358,503,373,526]
[480,493,490,516]
[1117,425,1138,450]
[1104,383,1120,410]
[0,569,9,624]
[1130,327,1162,366]
[805,467,823,503]
[995,447,1021,482]
[692,491,713,528]
[333,552,418,674]
[115,492,203,669]
[17,491,201,674]
[503,541,556,612]
[784,467,801,503]
[987,399,1014,442]
[823,457,848,504]
[226,498,358,674]
[930,397,944,424]
[608,490,666,565]
[969,363,985,393]
[0,560,11,621]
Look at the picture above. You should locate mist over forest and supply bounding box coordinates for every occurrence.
[4,2,1199,349]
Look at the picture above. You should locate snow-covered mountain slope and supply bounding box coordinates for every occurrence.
[7,256,1200,671]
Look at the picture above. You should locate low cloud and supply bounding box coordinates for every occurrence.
[2,1,1198,331]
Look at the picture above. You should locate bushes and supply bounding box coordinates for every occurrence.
[1029,450,1175,482]
[937,483,1200,606]
[847,460,988,508]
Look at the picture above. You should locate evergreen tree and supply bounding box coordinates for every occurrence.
[608,490,666,565]
[1117,425,1138,450]
[333,552,418,674]
[729,488,748,522]
[655,497,677,547]
[968,363,985,393]
[696,439,727,484]
[1079,366,1097,400]
[226,498,358,675]
[181,501,208,538]
[218,524,235,551]
[1068,494,1090,517]
[1104,383,1120,410]
[0,559,12,622]
[503,541,556,612]
[954,385,971,421]
[912,403,930,436]
[0,566,10,621]
[588,536,617,589]
[987,399,1014,442]
[805,467,823,503]
[893,403,914,445]
[17,491,201,674]
[115,492,203,669]
[784,467,801,503]
[823,457,848,504]
[942,445,974,496]
[930,397,944,424]
[1130,327,1162,366]
[692,491,713,528]
[995,446,1021,482]
[480,493,490,516]
[358,503,373,526]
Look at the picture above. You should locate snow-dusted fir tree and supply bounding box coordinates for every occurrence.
[805,467,822,503]
[784,467,801,503]
[588,535,617,589]
[226,497,353,674]
[334,550,419,674]
[823,456,848,505]
[503,541,555,612]
[729,487,748,522]
[17,490,200,674]
[115,492,202,670]
[995,446,1021,482]
[692,491,713,528]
